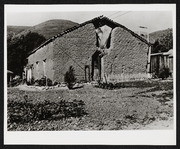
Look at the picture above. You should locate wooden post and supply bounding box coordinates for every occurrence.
[147,46,152,75]
[101,57,104,82]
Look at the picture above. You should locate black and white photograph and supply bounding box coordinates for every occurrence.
[4,4,176,145]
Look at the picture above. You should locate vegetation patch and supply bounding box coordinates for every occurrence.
[96,80,173,90]
[8,98,87,125]
[64,66,77,89]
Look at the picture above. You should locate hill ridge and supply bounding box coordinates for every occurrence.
[8,19,79,40]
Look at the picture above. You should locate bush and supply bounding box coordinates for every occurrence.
[158,67,171,79]
[53,81,59,86]
[47,78,53,86]
[96,80,173,90]
[64,66,77,89]
[34,76,53,86]
[39,77,46,86]
[9,77,22,87]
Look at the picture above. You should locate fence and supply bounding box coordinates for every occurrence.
[150,52,173,76]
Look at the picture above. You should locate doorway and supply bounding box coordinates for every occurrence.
[85,65,90,82]
[92,51,101,81]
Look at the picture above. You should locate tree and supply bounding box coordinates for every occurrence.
[7,32,46,76]
[152,39,167,53]
[7,31,15,43]
[151,29,173,53]
[159,29,173,50]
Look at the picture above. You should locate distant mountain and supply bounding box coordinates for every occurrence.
[13,19,79,40]
[149,28,173,51]
[7,26,31,35]
[150,28,172,43]
[7,19,79,76]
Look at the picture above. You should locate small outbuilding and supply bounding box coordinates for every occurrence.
[150,49,173,77]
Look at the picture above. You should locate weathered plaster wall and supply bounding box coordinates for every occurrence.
[53,23,97,82]
[27,23,149,83]
[104,27,149,76]
[28,42,54,80]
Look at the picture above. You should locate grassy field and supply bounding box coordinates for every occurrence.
[7,80,173,131]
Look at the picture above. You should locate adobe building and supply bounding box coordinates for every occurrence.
[25,16,152,84]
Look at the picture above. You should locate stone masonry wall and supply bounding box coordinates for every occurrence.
[28,42,54,81]
[53,23,97,82]
[104,27,149,77]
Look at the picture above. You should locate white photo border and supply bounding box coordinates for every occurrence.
[4,4,176,145]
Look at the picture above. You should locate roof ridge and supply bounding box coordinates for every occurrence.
[28,16,103,56]
[102,16,152,46]
[28,15,152,56]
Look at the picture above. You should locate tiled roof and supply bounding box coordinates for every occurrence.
[101,17,151,46]
[28,16,152,56]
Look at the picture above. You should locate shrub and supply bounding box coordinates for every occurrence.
[96,80,173,90]
[158,67,171,79]
[53,81,59,86]
[34,79,39,86]
[9,77,22,87]
[47,78,53,86]
[64,66,77,89]
[33,76,53,86]
[39,77,46,86]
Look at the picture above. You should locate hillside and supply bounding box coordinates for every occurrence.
[149,28,173,51]
[7,19,79,76]
[13,19,79,39]
[7,26,30,35]
[150,28,172,42]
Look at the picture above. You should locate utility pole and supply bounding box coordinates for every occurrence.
[139,26,149,41]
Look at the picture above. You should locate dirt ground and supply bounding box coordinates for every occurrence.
[7,80,174,131]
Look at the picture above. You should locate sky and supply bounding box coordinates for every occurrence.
[6,5,174,33]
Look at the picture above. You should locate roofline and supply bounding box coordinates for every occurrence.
[28,15,152,57]
[28,16,104,56]
[151,53,163,56]
[101,17,152,46]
